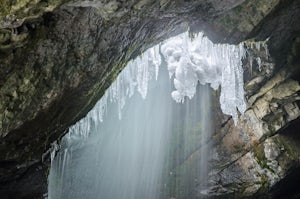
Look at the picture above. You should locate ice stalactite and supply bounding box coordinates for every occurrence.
[247,39,269,75]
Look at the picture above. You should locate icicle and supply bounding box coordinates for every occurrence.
[262,40,270,58]
[149,45,161,80]
[137,54,149,99]
[265,46,269,58]
[256,57,262,71]
[255,42,261,51]
[249,54,253,75]
[50,141,59,165]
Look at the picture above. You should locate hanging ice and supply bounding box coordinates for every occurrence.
[64,31,246,134]
[161,32,246,123]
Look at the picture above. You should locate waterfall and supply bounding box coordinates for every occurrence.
[48,32,246,199]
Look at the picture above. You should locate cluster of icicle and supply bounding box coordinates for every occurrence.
[61,32,249,146]
[57,45,162,149]
[246,39,269,72]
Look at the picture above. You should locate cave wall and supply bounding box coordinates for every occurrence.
[157,40,300,198]
[0,0,300,198]
[207,45,300,197]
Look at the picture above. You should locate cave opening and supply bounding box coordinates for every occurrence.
[47,32,247,199]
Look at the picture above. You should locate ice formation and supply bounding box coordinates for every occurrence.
[64,31,247,142]
[161,32,246,122]
[85,32,246,126]
[247,39,269,74]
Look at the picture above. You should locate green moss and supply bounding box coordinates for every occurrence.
[11,0,31,12]
[253,143,269,170]
[32,24,47,41]
[0,0,10,15]
[233,144,245,153]
[0,0,65,28]
[0,29,11,44]
[253,174,270,195]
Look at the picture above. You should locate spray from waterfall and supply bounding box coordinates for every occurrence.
[48,31,248,199]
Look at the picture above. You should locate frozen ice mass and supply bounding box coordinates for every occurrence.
[74,31,247,126]
[161,32,246,123]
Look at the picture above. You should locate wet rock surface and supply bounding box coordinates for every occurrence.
[0,0,300,198]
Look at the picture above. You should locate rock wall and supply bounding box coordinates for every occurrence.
[208,50,300,197]
[0,0,300,198]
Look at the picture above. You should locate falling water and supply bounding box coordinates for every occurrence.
[48,32,247,199]
[48,65,214,199]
